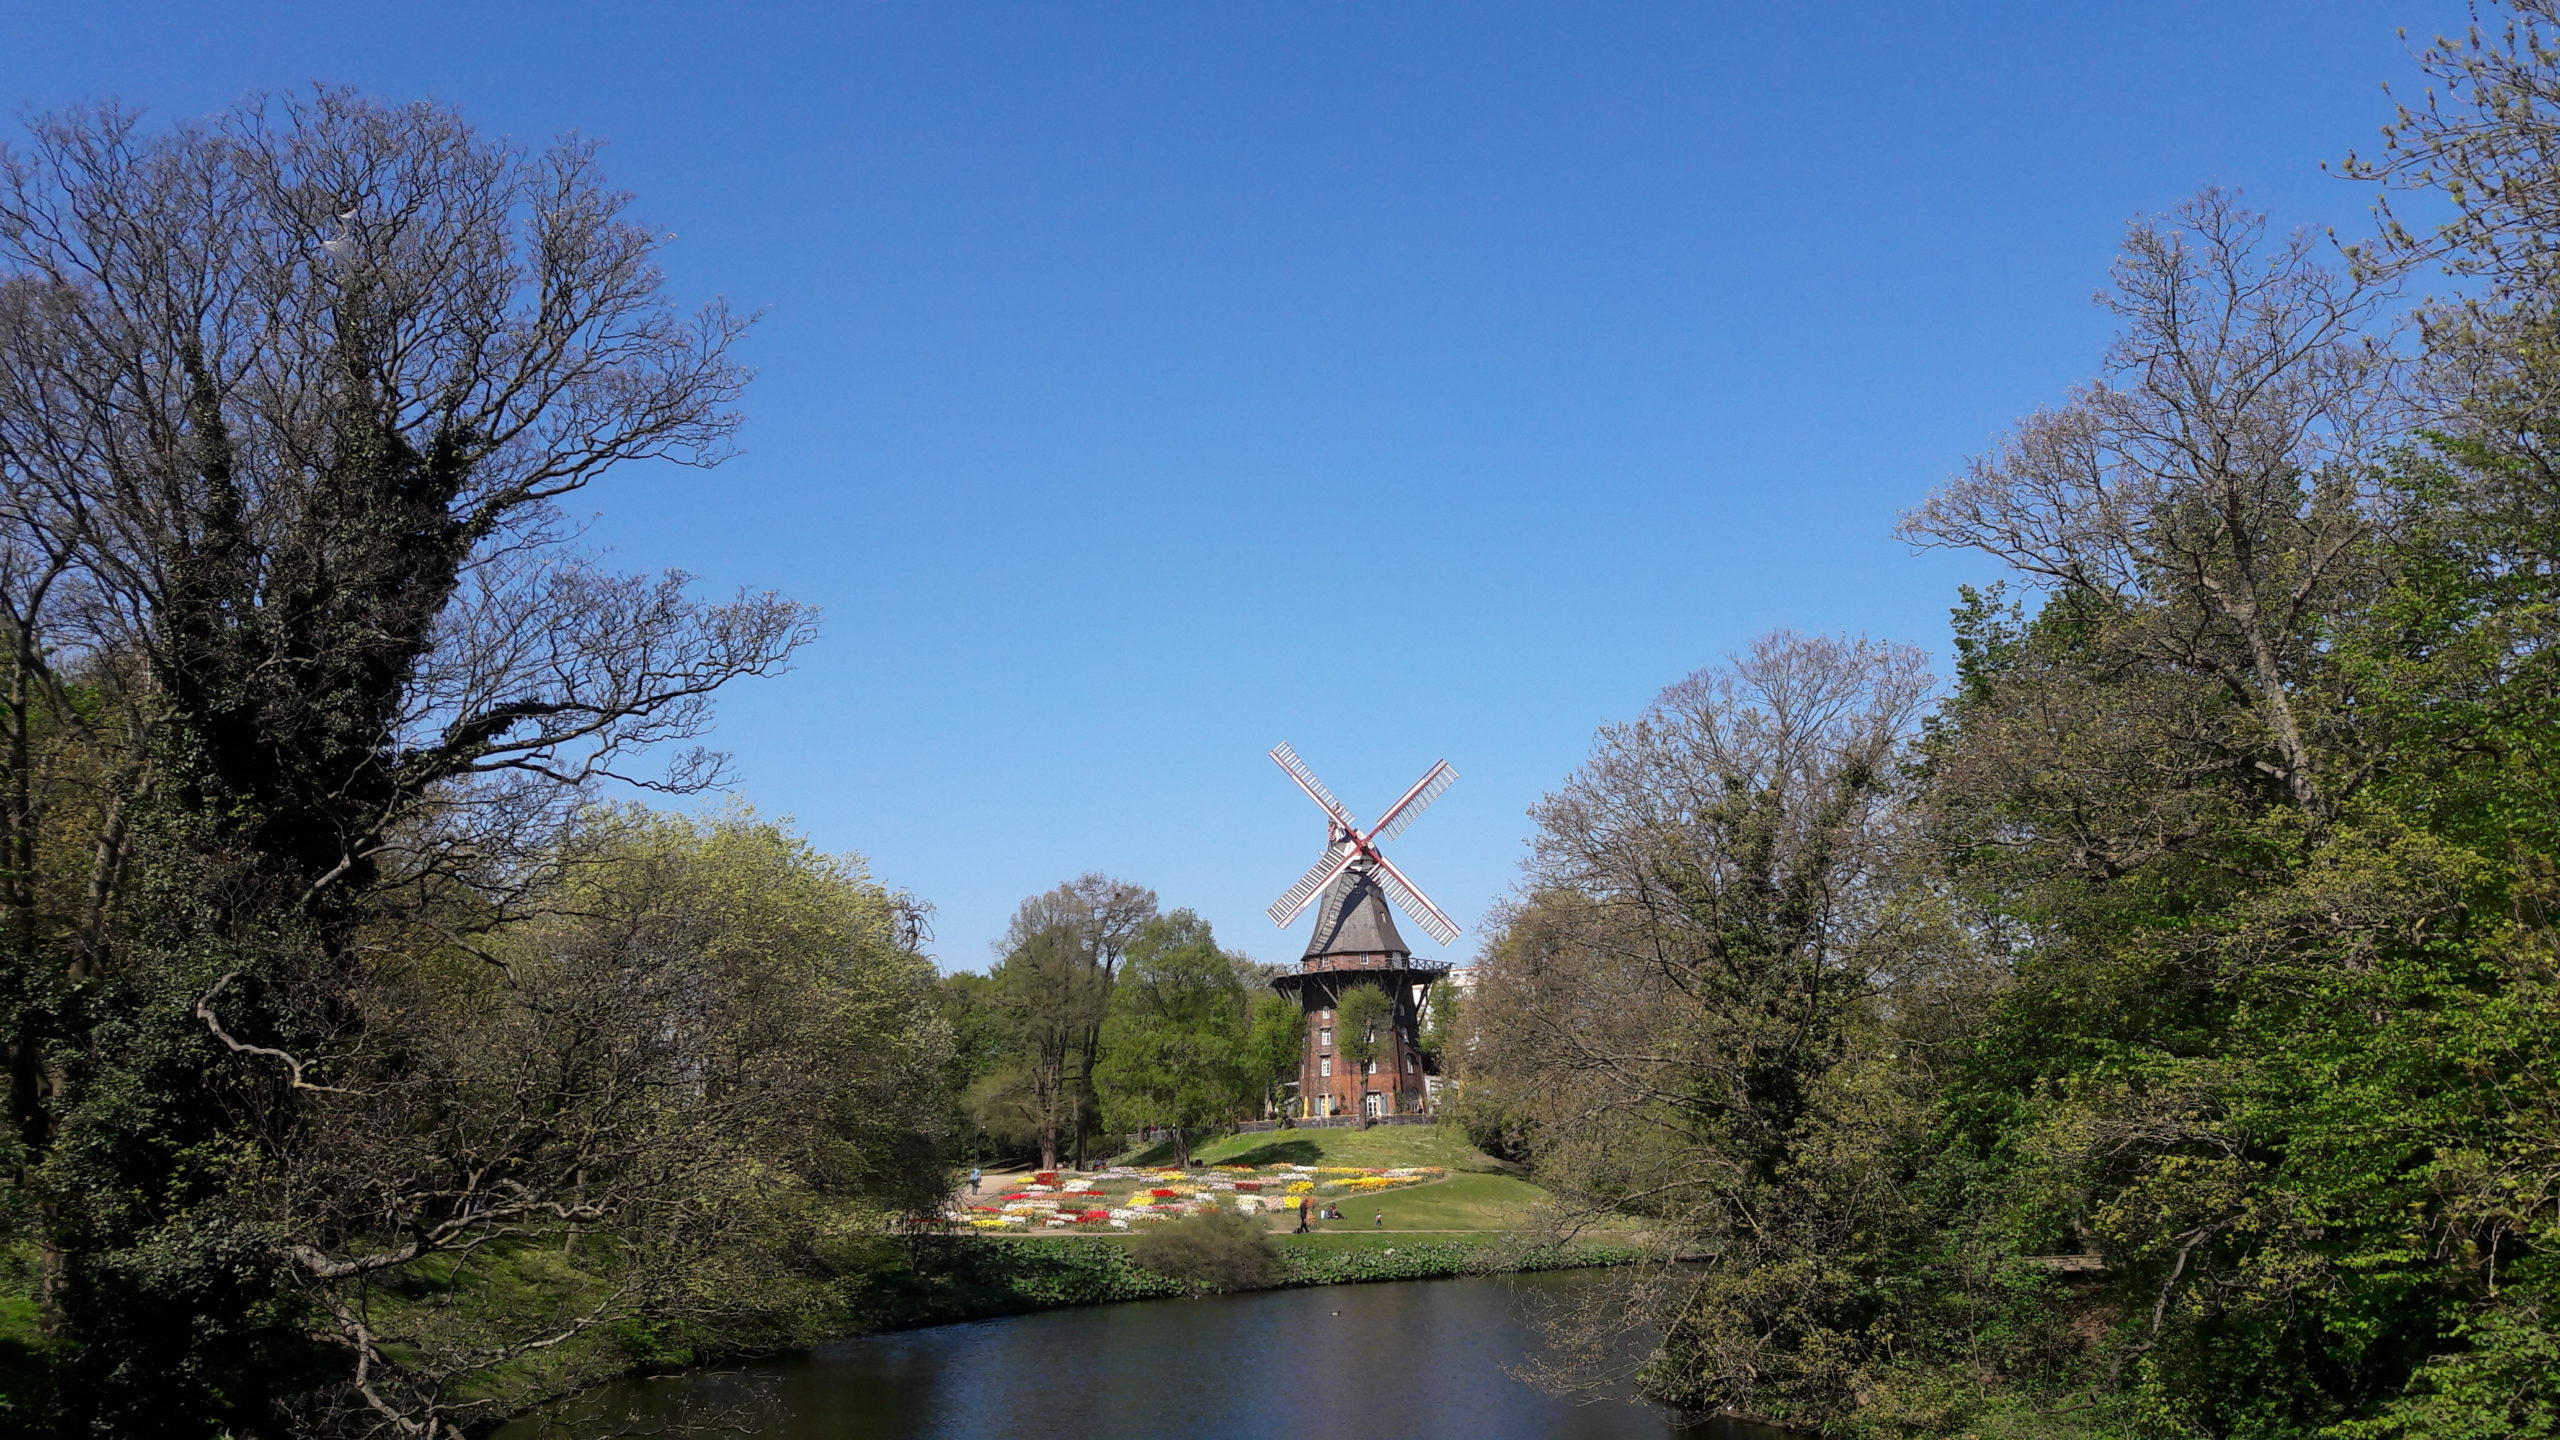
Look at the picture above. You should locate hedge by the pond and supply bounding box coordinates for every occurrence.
[826,1234,1642,1334]
[1279,1240,1638,1285]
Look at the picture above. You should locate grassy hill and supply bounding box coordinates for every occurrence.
[1189,1123,1511,1174]
[1186,1124,1554,1233]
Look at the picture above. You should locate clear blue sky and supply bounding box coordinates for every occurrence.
[0,2,2465,970]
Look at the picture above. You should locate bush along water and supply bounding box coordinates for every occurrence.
[819,1231,1640,1336]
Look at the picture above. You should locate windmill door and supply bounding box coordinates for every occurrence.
[1363,1091,1385,1120]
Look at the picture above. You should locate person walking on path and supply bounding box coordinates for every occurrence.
[1296,1196,1312,1234]
[1374,1211,1384,1229]
[969,1167,981,1196]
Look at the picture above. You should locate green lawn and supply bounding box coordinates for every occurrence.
[1201,1125,1555,1233]
[1255,1169,1548,1232]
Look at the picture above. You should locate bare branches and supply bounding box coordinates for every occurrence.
[1902,192,2404,815]
[1484,632,1937,1192]
[0,90,793,914]
[193,971,360,1094]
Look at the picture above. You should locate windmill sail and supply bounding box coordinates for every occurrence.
[1270,743,1359,832]
[1370,851,1460,947]
[1266,743,1461,947]
[1267,839,1357,927]
[1369,760,1455,844]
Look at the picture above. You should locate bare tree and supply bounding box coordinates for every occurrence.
[1466,632,1943,1416]
[1898,191,2403,816]
[1487,631,1934,1187]
[1065,872,1156,1165]
[982,897,1094,1172]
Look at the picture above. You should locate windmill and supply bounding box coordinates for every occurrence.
[1264,742,1460,945]
[1262,743,1460,1122]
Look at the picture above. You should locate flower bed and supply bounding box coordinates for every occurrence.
[963,1160,1450,1228]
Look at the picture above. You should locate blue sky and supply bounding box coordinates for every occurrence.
[0,2,2466,969]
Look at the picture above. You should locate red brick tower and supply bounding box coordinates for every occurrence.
[1271,863,1450,1118]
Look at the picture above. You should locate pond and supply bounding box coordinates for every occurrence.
[507,1269,1790,1440]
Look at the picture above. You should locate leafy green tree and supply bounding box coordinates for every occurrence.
[1242,991,1306,1120]
[937,970,1007,1089]
[1418,980,1461,1071]
[1333,982,1391,1092]
[1871,180,2550,1438]
[243,804,946,1437]
[1091,910,1246,1164]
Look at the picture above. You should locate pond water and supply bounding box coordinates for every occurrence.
[506,1270,1790,1440]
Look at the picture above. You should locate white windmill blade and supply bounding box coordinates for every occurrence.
[1366,759,1456,844]
[1266,841,1359,928]
[1269,742,1360,831]
[1369,851,1460,947]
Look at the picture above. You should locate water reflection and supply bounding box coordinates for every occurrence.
[511,1270,1786,1440]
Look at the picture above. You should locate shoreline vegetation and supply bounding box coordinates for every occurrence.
[804,1228,1642,1336]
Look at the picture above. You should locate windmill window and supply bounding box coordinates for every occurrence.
[1319,1057,1332,1078]
[1405,1055,1417,1073]
[1319,1027,1332,1046]
[1364,1059,1377,1076]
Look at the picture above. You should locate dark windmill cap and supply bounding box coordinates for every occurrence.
[1301,862,1410,960]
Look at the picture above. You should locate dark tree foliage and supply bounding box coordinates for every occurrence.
[0,91,859,1437]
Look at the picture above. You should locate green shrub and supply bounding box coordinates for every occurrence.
[1129,1211,1282,1293]
[1277,1239,1637,1286]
